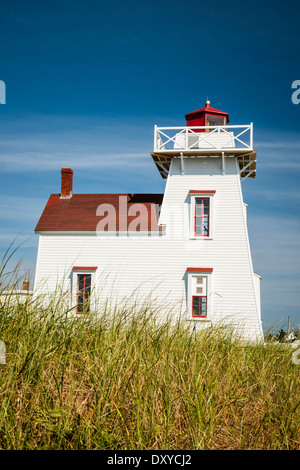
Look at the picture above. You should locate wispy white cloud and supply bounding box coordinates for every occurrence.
[257,155,300,169]
[248,187,300,201]
[248,214,300,277]
[0,114,154,173]
[256,141,300,149]
[0,196,46,221]
[0,232,36,248]
[0,150,149,172]
[0,197,43,254]
[255,133,300,170]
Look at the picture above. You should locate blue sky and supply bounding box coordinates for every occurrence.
[0,0,299,332]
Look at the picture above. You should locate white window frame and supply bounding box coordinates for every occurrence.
[186,269,213,321]
[189,191,215,240]
[71,267,97,314]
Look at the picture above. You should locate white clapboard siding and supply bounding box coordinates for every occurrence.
[34,156,263,342]
[174,131,235,149]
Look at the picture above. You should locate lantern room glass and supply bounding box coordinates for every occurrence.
[206,114,226,129]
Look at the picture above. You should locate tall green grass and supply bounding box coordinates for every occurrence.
[0,252,299,449]
[0,295,299,450]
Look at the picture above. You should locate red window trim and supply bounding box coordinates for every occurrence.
[189,190,216,194]
[194,197,209,237]
[76,273,91,314]
[72,266,98,271]
[192,295,207,318]
[187,267,213,273]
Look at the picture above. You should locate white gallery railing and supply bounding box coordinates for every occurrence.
[153,124,253,152]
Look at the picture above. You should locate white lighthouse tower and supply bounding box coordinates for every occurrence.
[151,101,263,342]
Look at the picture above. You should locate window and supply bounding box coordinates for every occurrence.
[72,266,97,315]
[187,268,212,320]
[192,277,207,318]
[189,191,215,239]
[206,114,225,128]
[194,197,209,237]
[192,296,207,317]
[76,273,91,314]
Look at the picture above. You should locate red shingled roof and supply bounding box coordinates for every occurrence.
[185,104,229,120]
[35,193,164,232]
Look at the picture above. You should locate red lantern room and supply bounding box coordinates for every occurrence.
[185,100,229,132]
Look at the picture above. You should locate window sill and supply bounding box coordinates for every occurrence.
[186,318,211,323]
[189,236,213,240]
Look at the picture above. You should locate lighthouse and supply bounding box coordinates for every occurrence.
[34,100,263,342]
[151,101,263,341]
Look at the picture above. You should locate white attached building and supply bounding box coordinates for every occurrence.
[34,101,263,341]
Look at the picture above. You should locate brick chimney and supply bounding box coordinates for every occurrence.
[60,168,73,199]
